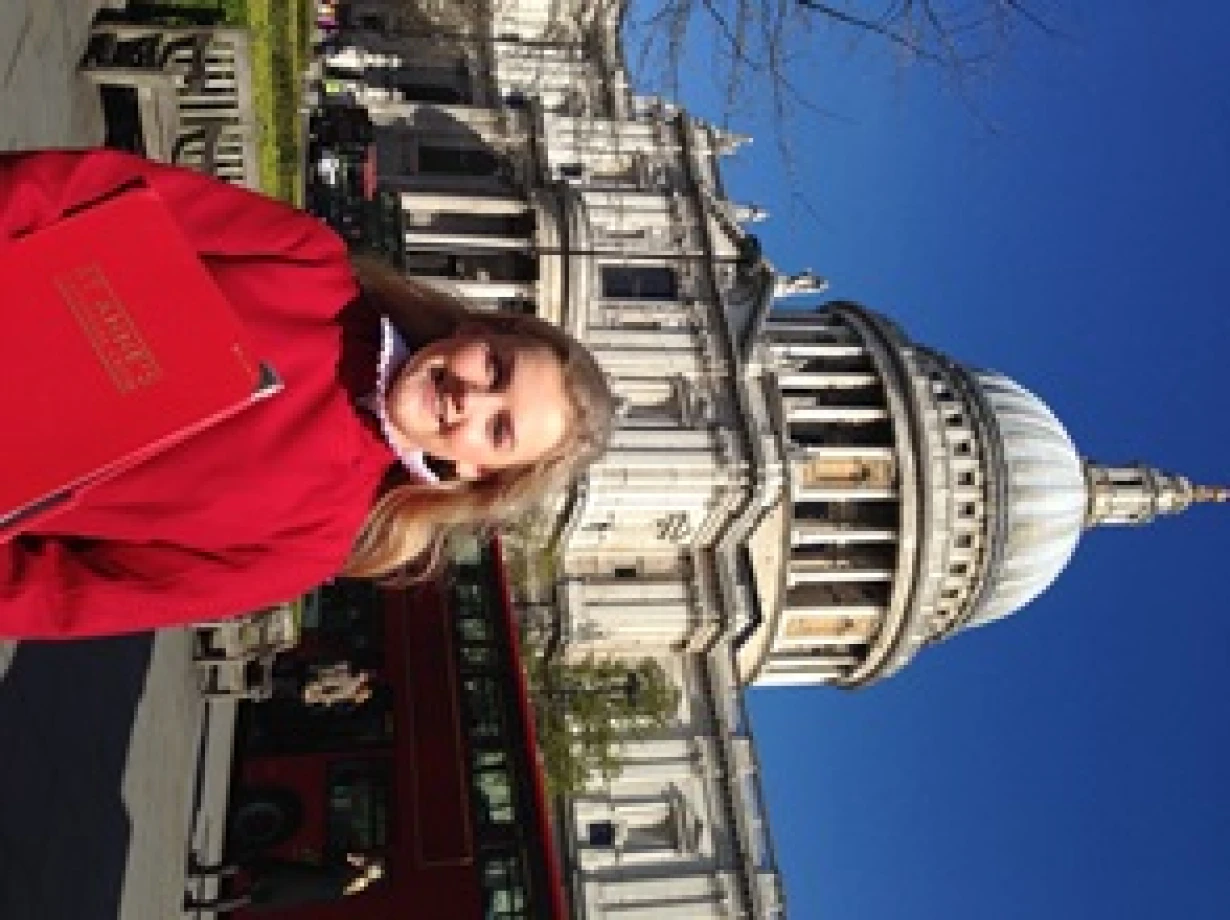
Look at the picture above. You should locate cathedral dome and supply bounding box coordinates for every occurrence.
[962,371,1089,629]
[750,303,1224,688]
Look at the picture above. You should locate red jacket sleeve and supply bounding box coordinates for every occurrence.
[0,150,359,638]
[0,535,333,639]
[0,148,356,322]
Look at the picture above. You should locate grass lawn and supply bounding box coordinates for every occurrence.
[242,0,314,204]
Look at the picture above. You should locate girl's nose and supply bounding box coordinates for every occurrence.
[441,372,477,422]
[445,378,498,426]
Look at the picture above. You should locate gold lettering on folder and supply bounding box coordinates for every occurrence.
[55,264,163,393]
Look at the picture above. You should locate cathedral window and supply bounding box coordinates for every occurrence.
[656,512,692,542]
[623,814,680,851]
[618,378,684,428]
[785,615,858,639]
[587,153,640,184]
[618,319,663,331]
[601,265,679,300]
[601,226,648,241]
[587,821,617,848]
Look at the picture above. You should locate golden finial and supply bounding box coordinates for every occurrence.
[1191,485,1230,504]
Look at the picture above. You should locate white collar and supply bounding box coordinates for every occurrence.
[368,317,438,484]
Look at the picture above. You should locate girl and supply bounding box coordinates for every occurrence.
[0,149,614,638]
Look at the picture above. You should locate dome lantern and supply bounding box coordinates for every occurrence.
[1085,463,1229,527]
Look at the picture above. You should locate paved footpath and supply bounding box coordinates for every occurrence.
[0,629,237,920]
[0,0,131,151]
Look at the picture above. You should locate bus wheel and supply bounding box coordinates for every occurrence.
[226,787,303,854]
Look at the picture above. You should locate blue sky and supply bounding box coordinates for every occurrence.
[634,2,1230,917]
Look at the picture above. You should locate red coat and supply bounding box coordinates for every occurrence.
[0,150,397,638]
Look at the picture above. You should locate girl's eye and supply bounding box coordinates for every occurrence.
[491,411,512,449]
[485,344,510,391]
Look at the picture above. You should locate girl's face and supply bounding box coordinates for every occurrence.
[385,328,570,480]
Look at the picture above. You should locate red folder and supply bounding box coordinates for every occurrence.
[0,183,280,535]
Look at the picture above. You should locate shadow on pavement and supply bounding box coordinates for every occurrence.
[0,635,153,920]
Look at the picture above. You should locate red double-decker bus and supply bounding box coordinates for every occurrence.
[225,537,565,919]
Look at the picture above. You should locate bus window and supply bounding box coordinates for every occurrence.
[304,580,385,667]
[460,641,498,670]
[326,759,391,854]
[473,749,516,824]
[458,612,493,644]
[455,585,494,641]
[481,854,529,919]
[451,534,484,564]
[463,675,507,742]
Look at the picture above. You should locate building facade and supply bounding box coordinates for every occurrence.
[330,1,788,916]
[321,2,1223,917]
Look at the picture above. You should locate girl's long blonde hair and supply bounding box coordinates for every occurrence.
[341,257,615,582]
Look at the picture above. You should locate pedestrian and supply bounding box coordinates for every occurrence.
[184,852,385,913]
[0,149,615,638]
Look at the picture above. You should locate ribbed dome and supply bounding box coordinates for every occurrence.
[964,372,1089,629]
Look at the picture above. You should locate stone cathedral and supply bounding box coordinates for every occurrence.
[328,1,1223,916]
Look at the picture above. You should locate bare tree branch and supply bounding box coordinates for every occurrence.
[795,0,947,65]
[621,0,1066,215]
